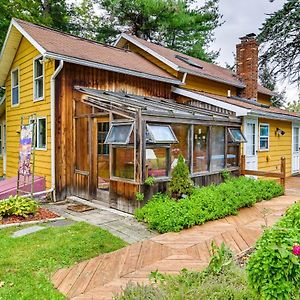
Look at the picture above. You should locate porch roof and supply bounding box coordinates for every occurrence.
[75,87,241,125]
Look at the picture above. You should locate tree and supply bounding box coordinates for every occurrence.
[98,0,222,62]
[286,100,300,112]
[259,64,286,107]
[258,0,300,84]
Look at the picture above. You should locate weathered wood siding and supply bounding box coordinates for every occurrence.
[5,37,54,187]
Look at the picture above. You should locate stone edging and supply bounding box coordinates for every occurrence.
[0,216,65,229]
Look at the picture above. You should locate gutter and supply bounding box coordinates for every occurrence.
[248,110,300,122]
[49,60,64,201]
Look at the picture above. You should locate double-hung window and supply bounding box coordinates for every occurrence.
[33,57,44,100]
[259,123,269,151]
[11,68,19,106]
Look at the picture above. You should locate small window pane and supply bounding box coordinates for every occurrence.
[35,59,43,77]
[12,70,18,86]
[146,148,167,177]
[193,125,209,172]
[112,147,134,179]
[211,127,225,171]
[37,118,46,149]
[11,69,19,105]
[147,124,177,143]
[171,124,189,167]
[12,87,19,105]
[228,128,246,143]
[227,144,239,167]
[105,123,133,144]
[35,78,43,99]
[259,124,269,150]
[260,137,268,150]
[260,125,269,137]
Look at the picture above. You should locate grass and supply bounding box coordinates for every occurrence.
[0,222,127,299]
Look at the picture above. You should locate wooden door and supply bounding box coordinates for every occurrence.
[292,125,300,174]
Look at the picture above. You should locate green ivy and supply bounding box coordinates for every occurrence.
[134,177,284,233]
[0,196,38,219]
[247,201,300,299]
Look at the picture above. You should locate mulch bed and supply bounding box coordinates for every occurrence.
[0,208,60,225]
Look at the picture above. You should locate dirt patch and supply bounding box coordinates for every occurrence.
[67,204,95,213]
[0,208,59,225]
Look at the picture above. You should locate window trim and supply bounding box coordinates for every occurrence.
[228,127,247,143]
[36,116,47,151]
[147,124,178,144]
[259,123,270,151]
[105,122,134,145]
[33,55,44,101]
[11,67,20,107]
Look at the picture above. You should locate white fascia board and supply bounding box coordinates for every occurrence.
[248,110,300,122]
[11,19,46,55]
[45,52,182,85]
[116,33,180,72]
[172,87,249,117]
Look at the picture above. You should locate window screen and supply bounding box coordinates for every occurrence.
[147,124,178,144]
[228,128,246,143]
[105,123,133,144]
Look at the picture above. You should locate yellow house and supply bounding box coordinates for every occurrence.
[115,33,300,177]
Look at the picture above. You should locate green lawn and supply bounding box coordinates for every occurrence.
[0,222,127,300]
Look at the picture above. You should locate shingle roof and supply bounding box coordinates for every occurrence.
[14,19,179,83]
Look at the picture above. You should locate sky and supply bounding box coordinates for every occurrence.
[207,0,298,103]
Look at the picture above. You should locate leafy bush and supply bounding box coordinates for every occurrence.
[135,192,144,202]
[135,177,284,233]
[144,176,155,186]
[169,154,194,199]
[247,201,300,299]
[0,196,38,219]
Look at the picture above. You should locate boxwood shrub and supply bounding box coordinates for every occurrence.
[247,201,300,299]
[134,177,284,233]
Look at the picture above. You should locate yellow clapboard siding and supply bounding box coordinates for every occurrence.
[5,37,54,189]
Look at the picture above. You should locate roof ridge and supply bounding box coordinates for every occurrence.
[14,18,131,54]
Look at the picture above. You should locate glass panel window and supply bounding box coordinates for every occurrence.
[293,127,299,152]
[246,123,256,156]
[259,124,269,151]
[211,127,225,171]
[171,124,189,169]
[228,128,246,143]
[11,69,19,106]
[98,122,109,155]
[193,125,209,173]
[227,144,239,167]
[105,123,133,144]
[34,57,44,100]
[146,148,168,177]
[112,147,134,179]
[37,117,46,149]
[147,124,177,143]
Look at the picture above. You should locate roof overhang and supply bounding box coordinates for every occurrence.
[0,95,6,116]
[248,110,300,122]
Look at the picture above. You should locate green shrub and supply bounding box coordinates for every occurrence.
[135,177,284,233]
[135,192,144,202]
[0,196,38,219]
[247,201,300,299]
[169,154,194,199]
[144,176,155,186]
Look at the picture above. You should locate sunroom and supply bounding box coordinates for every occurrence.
[74,87,244,213]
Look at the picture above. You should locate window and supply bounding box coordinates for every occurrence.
[171,124,189,168]
[146,148,168,177]
[147,124,178,143]
[105,123,133,144]
[193,125,209,173]
[228,128,246,143]
[259,123,269,151]
[211,127,225,171]
[33,57,44,100]
[98,122,109,155]
[246,123,256,155]
[11,69,19,106]
[36,117,46,149]
[112,147,134,179]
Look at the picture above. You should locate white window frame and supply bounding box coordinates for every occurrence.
[11,67,20,107]
[36,117,47,150]
[259,123,270,151]
[33,55,44,101]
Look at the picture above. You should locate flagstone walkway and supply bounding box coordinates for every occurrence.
[52,177,300,300]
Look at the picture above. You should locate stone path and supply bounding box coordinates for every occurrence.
[52,177,300,300]
[44,197,157,244]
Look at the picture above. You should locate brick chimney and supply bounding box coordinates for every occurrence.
[236,33,258,100]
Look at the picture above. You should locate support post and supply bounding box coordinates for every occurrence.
[280,156,286,191]
[240,155,246,176]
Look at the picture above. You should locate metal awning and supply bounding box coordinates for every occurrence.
[74,86,241,125]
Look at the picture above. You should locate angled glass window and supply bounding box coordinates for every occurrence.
[105,123,133,144]
[228,128,246,143]
[147,124,178,144]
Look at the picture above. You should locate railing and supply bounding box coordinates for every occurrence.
[240,155,286,190]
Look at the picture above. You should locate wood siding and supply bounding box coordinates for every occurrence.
[257,92,272,106]
[5,37,54,187]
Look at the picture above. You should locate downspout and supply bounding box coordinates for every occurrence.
[50,60,64,201]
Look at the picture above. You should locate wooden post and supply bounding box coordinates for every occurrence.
[240,155,246,176]
[280,156,286,191]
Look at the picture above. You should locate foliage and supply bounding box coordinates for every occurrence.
[220,169,231,181]
[144,176,155,186]
[169,154,194,199]
[259,64,286,108]
[117,243,257,300]
[98,0,222,61]
[286,99,300,112]
[258,0,300,84]
[0,222,126,299]
[0,196,38,219]
[135,192,144,202]
[135,177,284,233]
[247,201,300,299]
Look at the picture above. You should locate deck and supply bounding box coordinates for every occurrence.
[52,177,300,300]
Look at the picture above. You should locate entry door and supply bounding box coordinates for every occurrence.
[292,125,300,174]
[244,118,258,170]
